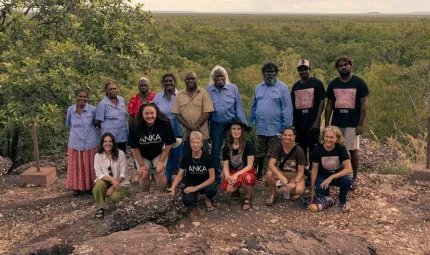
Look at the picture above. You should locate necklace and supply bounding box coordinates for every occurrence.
[192,157,201,164]
[146,124,155,136]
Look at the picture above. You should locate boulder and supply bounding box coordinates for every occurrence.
[73,224,211,255]
[230,229,377,255]
[17,237,74,255]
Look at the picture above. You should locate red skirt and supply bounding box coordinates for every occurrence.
[66,147,97,190]
[221,167,257,191]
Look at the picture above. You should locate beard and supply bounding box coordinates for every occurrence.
[339,69,351,77]
[264,77,277,85]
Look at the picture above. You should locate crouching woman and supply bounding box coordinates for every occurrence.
[310,126,352,212]
[221,118,256,210]
[93,133,129,218]
[169,131,217,211]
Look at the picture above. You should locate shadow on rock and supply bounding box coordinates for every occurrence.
[230,228,377,255]
[74,223,211,255]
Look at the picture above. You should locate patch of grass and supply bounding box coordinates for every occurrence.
[377,167,413,175]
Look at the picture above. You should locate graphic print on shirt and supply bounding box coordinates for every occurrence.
[230,154,244,170]
[139,134,162,145]
[321,156,340,171]
[333,89,356,109]
[281,159,297,172]
[294,88,314,109]
[188,165,207,174]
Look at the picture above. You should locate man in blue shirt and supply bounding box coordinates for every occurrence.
[206,65,246,183]
[248,62,293,179]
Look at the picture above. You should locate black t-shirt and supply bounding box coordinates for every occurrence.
[128,120,176,160]
[311,144,350,176]
[222,140,255,171]
[270,144,305,172]
[180,151,214,187]
[291,77,326,132]
[327,75,369,128]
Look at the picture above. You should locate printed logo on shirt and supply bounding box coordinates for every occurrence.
[139,134,162,145]
[281,159,297,172]
[294,88,314,109]
[321,156,340,171]
[333,89,356,109]
[188,165,207,173]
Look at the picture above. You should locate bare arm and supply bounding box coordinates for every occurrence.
[356,97,367,135]
[195,112,210,128]
[128,115,135,126]
[324,99,333,127]
[312,99,325,130]
[268,157,288,183]
[95,120,101,128]
[233,155,254,177]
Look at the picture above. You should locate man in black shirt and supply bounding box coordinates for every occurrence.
[291,59,326,167]
[325,56,369,190]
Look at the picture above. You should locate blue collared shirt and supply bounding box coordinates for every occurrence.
[206,83,246,124]
[248,80,293,136]
[66,103,99,151]
[95,96,128,143]
[153,89,182,137]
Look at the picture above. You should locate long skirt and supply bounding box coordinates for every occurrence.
[66,147,97,190]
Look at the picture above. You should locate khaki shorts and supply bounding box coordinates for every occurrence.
[274,170,304,182]
[340,127,360,151]
[135,154,168,174]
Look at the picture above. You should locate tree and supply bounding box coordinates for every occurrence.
[0,0,162,166]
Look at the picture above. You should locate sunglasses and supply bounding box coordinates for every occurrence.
[108,166,113,177]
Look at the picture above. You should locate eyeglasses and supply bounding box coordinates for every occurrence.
[108,165,113,177]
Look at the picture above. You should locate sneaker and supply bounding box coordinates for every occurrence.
[350,181,358,191]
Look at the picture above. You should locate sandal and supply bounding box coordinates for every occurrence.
[243,197,251,210]
[340,203,350,213]
[265,194,276,206]
[206,205,215,212]
[95,208,104,219]
[72,190,81,197]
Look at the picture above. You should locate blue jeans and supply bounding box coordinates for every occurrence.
[210,123,226,181]
[182,183,217,206]
[315,174,352,205]
[165,141,184,183]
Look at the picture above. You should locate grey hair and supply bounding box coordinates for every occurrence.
[208,65,231,86]
[138,77,150,83]
[189,131,203,142]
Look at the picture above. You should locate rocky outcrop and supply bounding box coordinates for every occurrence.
[18,238,74,255]
[107,189,187,233]
[73,224,211,255]
[229,229,376,255]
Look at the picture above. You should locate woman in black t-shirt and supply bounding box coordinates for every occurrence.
[310,125,352,212]
[169,131,217,211]
[265,127,306,206]
[220,118,256,210]
[129,102,179,192]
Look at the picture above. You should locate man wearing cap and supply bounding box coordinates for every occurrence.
[248,62,293,179]
[291,59,326,167]
[325,56,369,190]
[206,65,246,184]
[172,72,214,155]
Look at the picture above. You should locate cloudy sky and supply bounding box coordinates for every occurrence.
[131,0,428,13]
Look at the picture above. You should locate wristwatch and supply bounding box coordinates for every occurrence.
[293,180,298,185]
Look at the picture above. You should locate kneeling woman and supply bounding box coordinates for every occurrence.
[266,127,306,206]
[93,133,129,218]
[129,102,176,192]
[221,118,256,210]
[169,131,216,211]
[310,126,352,212]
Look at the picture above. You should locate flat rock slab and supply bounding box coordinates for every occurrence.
[230,229,376,255]
[73,224,211,255]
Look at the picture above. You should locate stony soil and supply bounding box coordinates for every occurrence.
[0,140,429,254]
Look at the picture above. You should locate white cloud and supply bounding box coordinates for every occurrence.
[132,0,429,13]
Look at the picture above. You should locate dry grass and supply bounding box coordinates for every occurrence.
[386,129,427,164]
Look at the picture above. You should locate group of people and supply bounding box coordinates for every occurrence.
[65,55,369,218]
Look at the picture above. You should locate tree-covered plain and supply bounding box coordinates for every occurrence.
[1,1,429,165]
